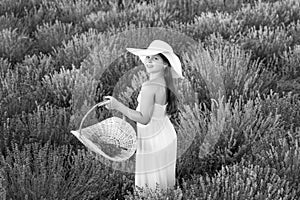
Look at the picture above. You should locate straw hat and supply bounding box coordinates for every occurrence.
[126,40,184,79]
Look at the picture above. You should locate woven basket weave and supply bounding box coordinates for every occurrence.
[71,101,137,162]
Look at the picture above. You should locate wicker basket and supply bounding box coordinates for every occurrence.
[71,101,137,162]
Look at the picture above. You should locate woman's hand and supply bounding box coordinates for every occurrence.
[103,96,120,110]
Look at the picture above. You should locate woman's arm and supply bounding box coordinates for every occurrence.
[105,84,156,125]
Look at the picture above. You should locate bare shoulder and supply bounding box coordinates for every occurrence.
[142,81,156,92]
[144,78,166,88]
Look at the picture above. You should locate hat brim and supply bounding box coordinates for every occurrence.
[126,48,163,56]
[126,48,184,79]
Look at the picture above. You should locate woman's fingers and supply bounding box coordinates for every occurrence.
[105,102,111,109]
[103,96,112,109]
[103,96,112,101]
[102,96,119,110]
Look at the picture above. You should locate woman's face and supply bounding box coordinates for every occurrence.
[144,54,166,74]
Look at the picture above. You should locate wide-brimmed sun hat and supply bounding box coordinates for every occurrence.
[126,40,184,79]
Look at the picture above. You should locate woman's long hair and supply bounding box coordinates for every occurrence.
[158,53,179,115]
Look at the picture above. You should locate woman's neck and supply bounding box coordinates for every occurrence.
[149,71,164,81]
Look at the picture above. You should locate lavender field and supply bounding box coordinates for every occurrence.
[0,0,300,199]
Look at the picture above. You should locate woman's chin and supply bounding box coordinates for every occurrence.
[145,68,153,73]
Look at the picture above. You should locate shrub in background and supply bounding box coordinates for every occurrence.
[274,44,300,93]
[210,43,264,101]
[0,68,42,117]
[171,0,300,44]
[40,0,109,24]
[234,1,280,29]
[249,127,300,196]
[124,157,298,199]
[259,91,300,130]
[0,58,12,78]
[52,29,107,70]
[0,0,41,17]
[238,25,294,66]
[0,0,47,36]
[180,161,297,199]
[181,42,222,105]
[20,53,56,82]
[0,105,73,156]
[0,54,55,117]
[178,11,241,42]
[176,93,280,181]
[0,142,132,200]
[17,4,48,36]
[183,40,276,103]
[288,20,300,47]
[0,13,19,32]
[42,66,97,112]
[0,168,6,200]
[234,0,300,30]
[174,102,209,182]
[124,185,183,200]
[0,28,32,63]
[34,20,80,54]
[84,1,176,32]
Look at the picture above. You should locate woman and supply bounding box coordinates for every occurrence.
[104,40,183,191]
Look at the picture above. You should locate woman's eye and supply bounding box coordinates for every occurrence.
[146,56,150,59]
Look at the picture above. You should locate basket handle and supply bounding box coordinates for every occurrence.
[79,100,110,137]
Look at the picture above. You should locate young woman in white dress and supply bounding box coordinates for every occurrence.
[104,40,183,192]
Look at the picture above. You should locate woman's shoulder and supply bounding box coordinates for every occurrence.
[141,81,156,92]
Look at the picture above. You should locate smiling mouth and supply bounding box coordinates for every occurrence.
[146,64,153,68]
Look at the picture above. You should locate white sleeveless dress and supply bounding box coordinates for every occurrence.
[135,92,177,191]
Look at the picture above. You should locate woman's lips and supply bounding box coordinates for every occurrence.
[146,64,153,68]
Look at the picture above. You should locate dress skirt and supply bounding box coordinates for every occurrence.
[135,102,177,191]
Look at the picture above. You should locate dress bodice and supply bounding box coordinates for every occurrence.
[136,92,167,120]
[135,91,173,140]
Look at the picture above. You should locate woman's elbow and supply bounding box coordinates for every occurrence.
[139,117,151,125]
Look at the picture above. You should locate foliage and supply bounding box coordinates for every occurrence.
[1,142,133,200]
[0,0,41,18]
[84,1,175,32]
[252,129,300,196]
[125,160,297,199]
[42,65,101,130]
[0,13,19,32]
[259,91,300,130]
[0,54,55,117]
[39,0,111,24]
[0,0,300,199]
[34,20,80,54]
[178,11,241,41]
[0,105,73,156]
[235,0,300,30]
[180,161,297,199]
[0,28,32,63]
[238,25,294,63]
[183,40,278,102]
[277,44,300,78]
[52,29,107,70]
[176,94,280,181]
